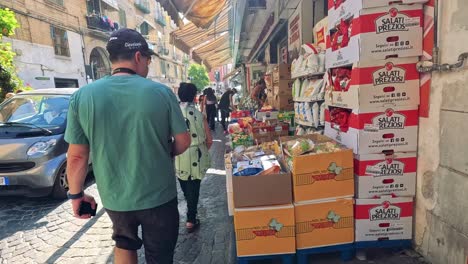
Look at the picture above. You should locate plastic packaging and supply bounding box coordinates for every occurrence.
[313,102,320,128]
[284,138,316,156]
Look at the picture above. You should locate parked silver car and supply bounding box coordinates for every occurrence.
[0,88,86,199]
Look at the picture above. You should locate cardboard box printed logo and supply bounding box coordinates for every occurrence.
[372,62,406,86]
[369,201,402,221]
[374,8,420,34]
[368,108,407,131]
[365,159,405,177]
[296,210,353,233]
[296,162,352,184]
[236,218,295,241]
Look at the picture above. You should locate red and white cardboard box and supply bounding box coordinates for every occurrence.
[324,106,419,154]
[326,4,423,68]
[354,152,417,198]
[328,0,428,24]
[355,197,413,241]
[325,57,420,109]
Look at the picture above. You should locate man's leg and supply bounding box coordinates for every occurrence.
[114,248,137,264]
[220,110,226,131]
[209,107,216,130]
[140,199,179,264]
[105,210,142,264]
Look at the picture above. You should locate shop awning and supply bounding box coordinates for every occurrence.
[159,0,228,29]
[191,34,231,71]
[102,0,119,10]
[223,68,241,81]
[170,5,230,55]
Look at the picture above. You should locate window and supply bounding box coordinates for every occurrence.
[175,66,179,79]
[119,9,127,28]
[54,78,78,88]
[86,0,101,14]
[160,60,166,76]
[139,22,149,36]
[50,26,70,57]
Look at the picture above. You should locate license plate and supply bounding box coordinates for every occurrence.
[0,177,7,186]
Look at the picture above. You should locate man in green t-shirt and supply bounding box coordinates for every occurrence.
[64,28,191,264]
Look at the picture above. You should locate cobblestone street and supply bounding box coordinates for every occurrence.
[0,128,235,264]
[0,127,428,264]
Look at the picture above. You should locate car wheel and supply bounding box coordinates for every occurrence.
[51,162,68,199]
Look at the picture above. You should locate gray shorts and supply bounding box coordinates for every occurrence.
[106,198,179,264]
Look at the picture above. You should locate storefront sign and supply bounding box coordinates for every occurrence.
[35,77,51,81]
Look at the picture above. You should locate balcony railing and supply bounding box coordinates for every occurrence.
[135,1,150,14]
[155,16,166,27]
[86,14,119,33]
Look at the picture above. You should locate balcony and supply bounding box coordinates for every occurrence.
[155,16,166,27]
[135,0,151,14]
[86,14,118,38]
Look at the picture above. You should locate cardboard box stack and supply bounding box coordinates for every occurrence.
[271,64,294,111]
[280,134,355,250]
[229,146,296,258]
[324,0,427,244]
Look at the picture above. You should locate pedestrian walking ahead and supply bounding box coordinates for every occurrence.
[65,28,191,264]
[176,83,213,232]
[204,87,217,131]
[218,88,238,133]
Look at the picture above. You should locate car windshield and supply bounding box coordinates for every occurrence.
[0,94,70,128]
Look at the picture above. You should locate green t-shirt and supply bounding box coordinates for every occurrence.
[65,75,187,212]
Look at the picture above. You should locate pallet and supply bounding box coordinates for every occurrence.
[354,240,412,260]
[237,253,295,264]
[296,243,355,264]
[354,239,412,249]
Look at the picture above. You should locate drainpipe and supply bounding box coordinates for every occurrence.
[417,0,468,73]
[433,0,440,65]
[76,15,89,85]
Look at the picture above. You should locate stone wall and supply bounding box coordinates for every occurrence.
[415,0,468,263]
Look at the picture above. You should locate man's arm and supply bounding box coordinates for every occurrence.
[64,93,95,219]
[67,144,96,219]
[230,94,237,111]
[173,132,191,155]
[67,144,90,194]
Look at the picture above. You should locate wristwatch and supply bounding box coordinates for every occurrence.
[67,190,84,200]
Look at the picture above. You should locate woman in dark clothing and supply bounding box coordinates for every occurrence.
[204,88,217,131]
[218,88,238,133]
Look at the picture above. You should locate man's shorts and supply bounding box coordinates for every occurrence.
[105,198,179,253]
